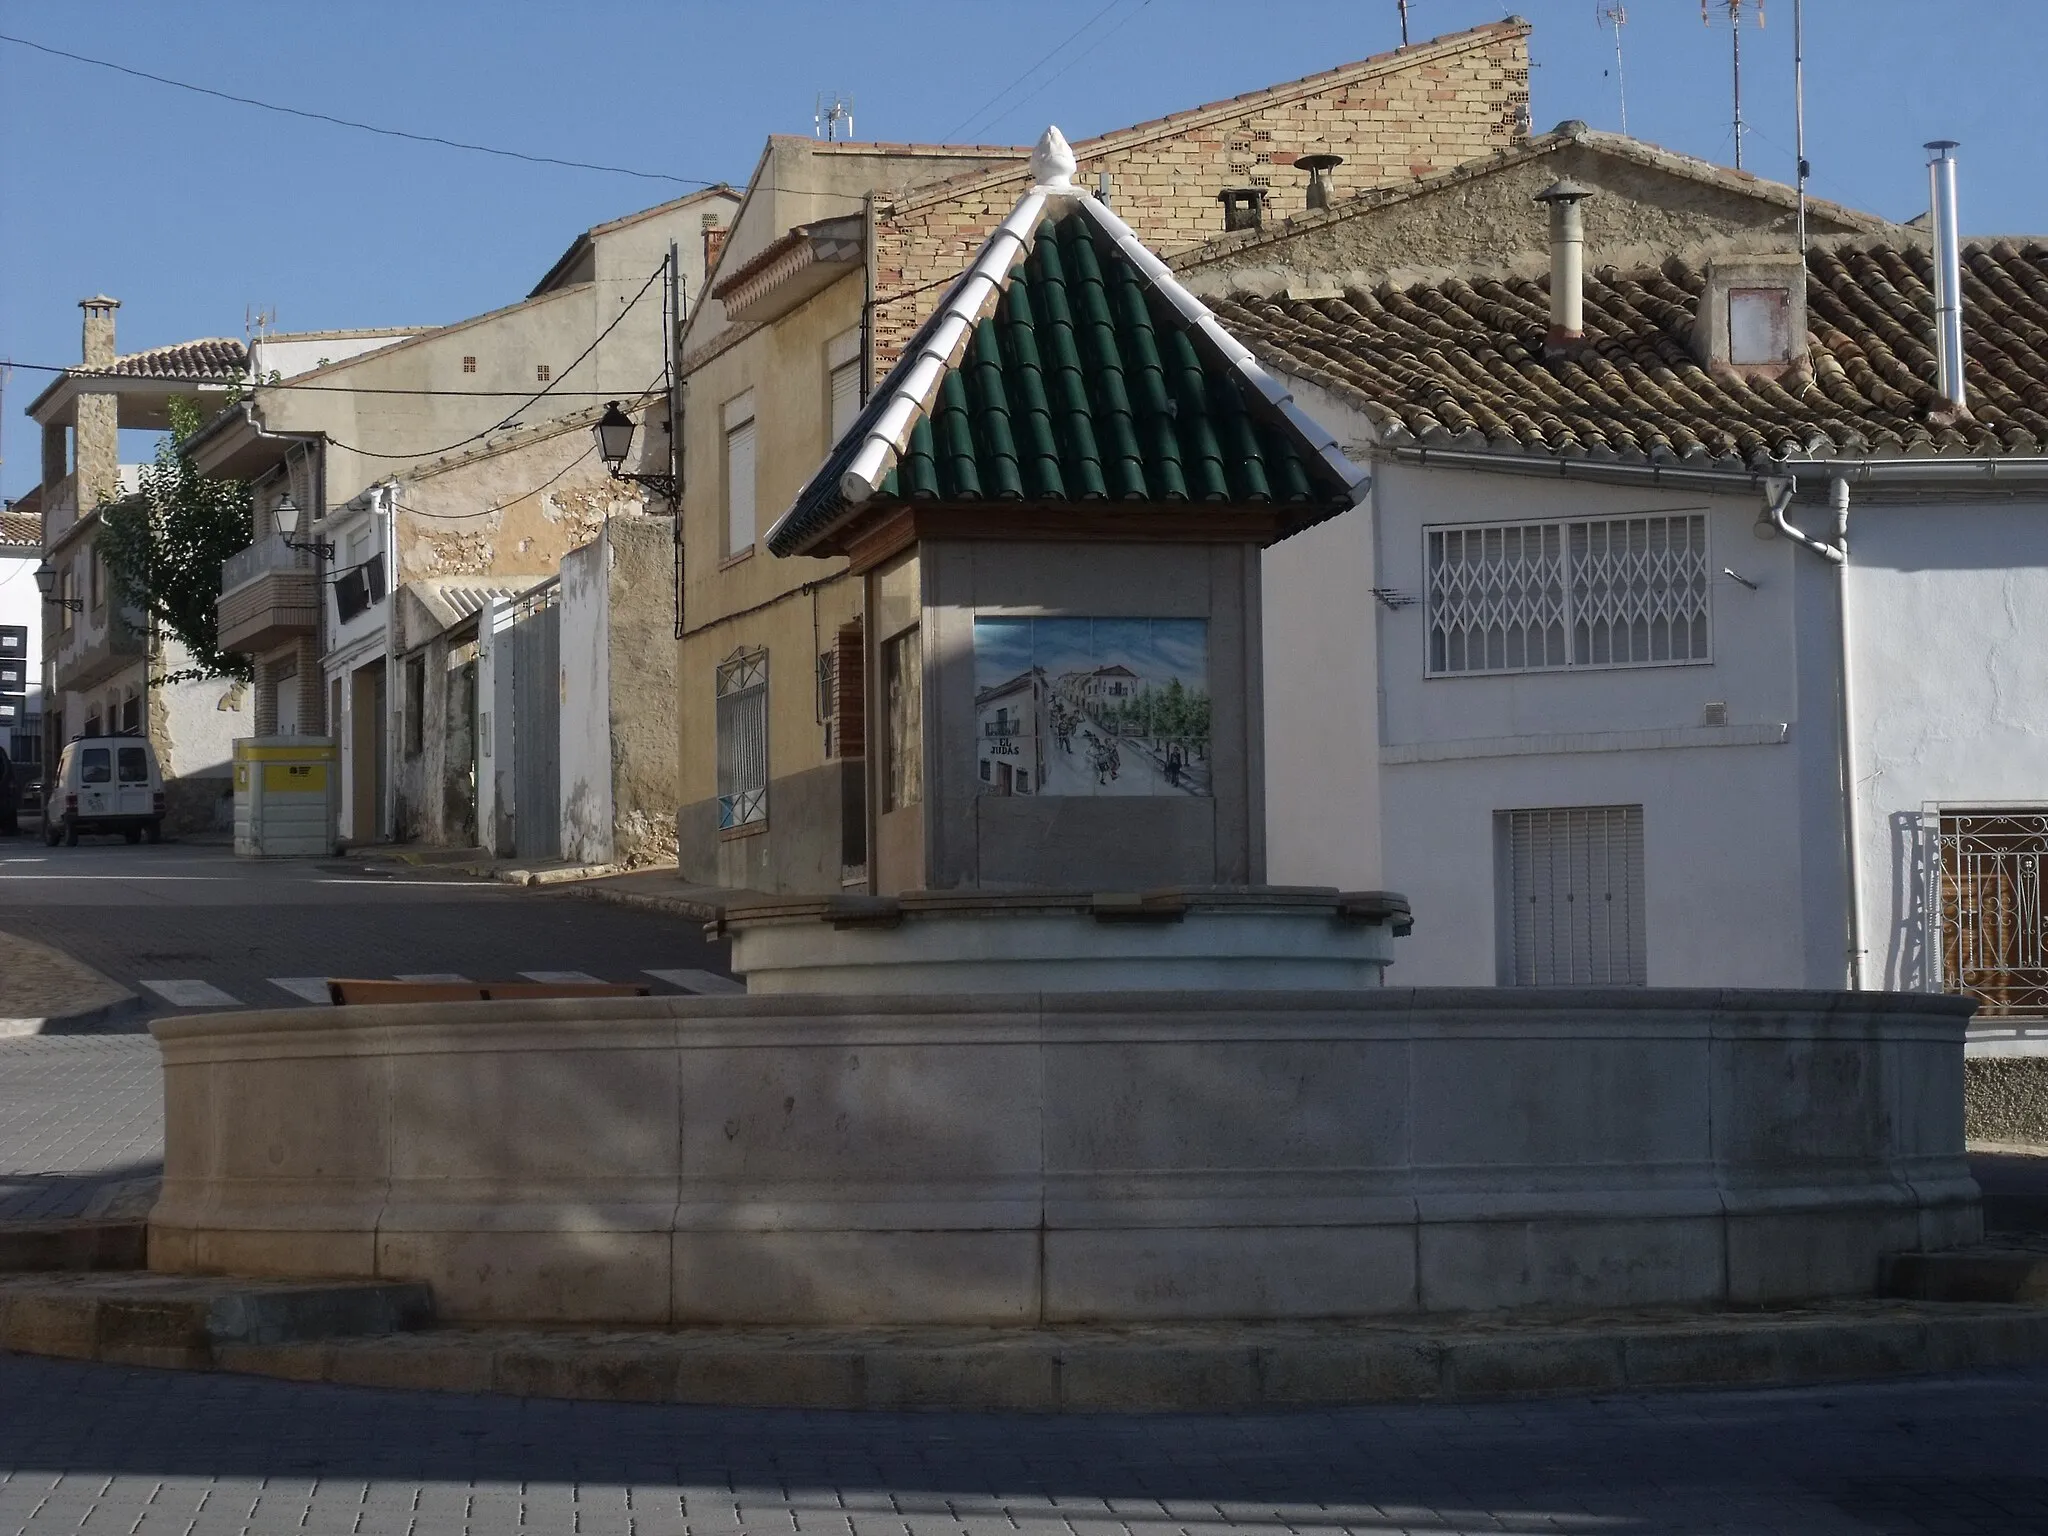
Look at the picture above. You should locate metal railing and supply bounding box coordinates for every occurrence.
[220,536,312,594]
[1936,808,2048,1017]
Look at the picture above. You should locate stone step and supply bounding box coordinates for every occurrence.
[0,1274,433,1370]
[0,1220,148,1273]
[196,1302,2048,1412]
[1882,1245,2048,1304]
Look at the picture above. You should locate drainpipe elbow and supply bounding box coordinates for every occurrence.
[1763,476,1845,563]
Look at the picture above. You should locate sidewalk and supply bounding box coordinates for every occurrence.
[0,931,139,1036]
[342,846,766,923]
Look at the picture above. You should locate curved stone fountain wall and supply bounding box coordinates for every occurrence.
[149,989,1980,1325]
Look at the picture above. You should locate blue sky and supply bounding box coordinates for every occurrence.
[5,0,2044,502]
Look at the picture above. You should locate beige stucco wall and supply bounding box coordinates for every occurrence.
[1174,138,1903,299]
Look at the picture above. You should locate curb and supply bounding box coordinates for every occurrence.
[186,1305,2048,1410]
[0,990,147,1039]
[6,1285,2048,1410]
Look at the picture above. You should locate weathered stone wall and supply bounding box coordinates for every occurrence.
[1172,133,1906,299]
[1967,1058,2048,1147]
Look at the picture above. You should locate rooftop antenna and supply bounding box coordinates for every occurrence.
[814,92,854,142]
[1598,4,1629,133]
[1793,0,1808,250]
[1703,1,1765,171]
[1397,0,1409,46]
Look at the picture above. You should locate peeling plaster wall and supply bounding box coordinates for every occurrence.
[395,425,642,584]
[1175,141,1897,300]
[560,517,679,868]
[559,537,612,865]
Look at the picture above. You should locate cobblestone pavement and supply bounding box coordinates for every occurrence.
[0,1037,160,1221]
[0,1354,2042,1534]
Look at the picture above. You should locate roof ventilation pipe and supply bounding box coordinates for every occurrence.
[1298,153,1343,212]
[1925,140,1966,408]
[1533,178,1595,352]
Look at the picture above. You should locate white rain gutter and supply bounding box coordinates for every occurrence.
[1389,445,2048,491]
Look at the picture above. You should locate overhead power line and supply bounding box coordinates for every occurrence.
[3,359,662,400]
[0,31,702,186]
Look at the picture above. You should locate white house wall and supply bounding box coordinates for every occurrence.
[1848,500,2048,993]
[1360,460,1843,988]
[1261,376,1381,889]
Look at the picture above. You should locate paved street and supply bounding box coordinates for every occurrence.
[0,838,731,1220]
[0,1354,2043,1534]
[0,840,732,1017]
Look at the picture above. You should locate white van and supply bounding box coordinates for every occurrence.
[46,736,165,846]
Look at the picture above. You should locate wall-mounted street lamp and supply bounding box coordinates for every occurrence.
[32,560,81,612]
[592,401,678,504]
[274,496,333,560]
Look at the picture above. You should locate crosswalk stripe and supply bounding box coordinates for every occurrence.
[393,973,468,983]
[645,968,744,995]
[519,970,600,984]
[268,977,334,1004]
[138,979,242,1009]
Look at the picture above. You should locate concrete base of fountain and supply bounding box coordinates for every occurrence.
[149,986,1980,1326]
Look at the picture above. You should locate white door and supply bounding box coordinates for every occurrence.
[76,745,113,819]
[114,743,153,816]
[276,680,300,737]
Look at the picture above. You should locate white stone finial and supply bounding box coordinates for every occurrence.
[1028,125,1078,190]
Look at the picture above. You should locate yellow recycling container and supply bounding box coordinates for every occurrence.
[233,736,339,858]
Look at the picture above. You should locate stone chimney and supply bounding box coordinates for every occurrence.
[74,295,122,509]
[80,295,119,367]
[1532,179,1594,354]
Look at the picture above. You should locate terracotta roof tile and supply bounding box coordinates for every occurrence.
[76,338,247,382]
[0,511,39,547]
[1213,239,2048,469]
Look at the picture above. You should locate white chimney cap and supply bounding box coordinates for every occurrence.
[1029,125,1078,191]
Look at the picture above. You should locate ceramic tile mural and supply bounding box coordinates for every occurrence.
[973,617,1211,797]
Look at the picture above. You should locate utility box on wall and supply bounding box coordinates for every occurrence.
[233,735,338,857]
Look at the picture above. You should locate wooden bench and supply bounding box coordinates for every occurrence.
[324,979,652,1005]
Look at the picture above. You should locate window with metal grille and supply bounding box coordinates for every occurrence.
[1428,514,1710,676]
[535,364,551,382]
[1935,808,2048,1017]
[716,648,768,831]
[1498,805,1647,986]
[461,356,477,373]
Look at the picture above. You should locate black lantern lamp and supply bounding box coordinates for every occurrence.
[592,401,677,503]
[34,559,81,612]
[273,494,333,560]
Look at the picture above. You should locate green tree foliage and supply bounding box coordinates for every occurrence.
[94,396,253,683]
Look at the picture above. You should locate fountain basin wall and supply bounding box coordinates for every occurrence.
[148,988,1980,1325]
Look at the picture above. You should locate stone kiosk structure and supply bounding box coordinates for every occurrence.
[149,132,1980,1343]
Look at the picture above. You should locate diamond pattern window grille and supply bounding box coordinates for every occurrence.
[716,648,768,831]
[1934,808,2048,1017]
[1428,515,1710,676]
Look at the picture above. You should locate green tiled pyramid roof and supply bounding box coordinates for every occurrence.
[768,183,1364,559]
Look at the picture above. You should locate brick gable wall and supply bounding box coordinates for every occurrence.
[868,24,1530,370]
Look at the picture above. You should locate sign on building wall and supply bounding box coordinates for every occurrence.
[972,617,1211,798]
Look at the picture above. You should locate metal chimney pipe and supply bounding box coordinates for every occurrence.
[1925,141,1965,407]
[1533,178,1595,347]
[1298,153,1343,212]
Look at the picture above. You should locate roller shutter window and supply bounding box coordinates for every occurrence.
[1501,805,1647,986]
[724,394,757,557]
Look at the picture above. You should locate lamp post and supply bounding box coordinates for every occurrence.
[592,402,678,504]
[33,560,81,612]
[273,495,333,560]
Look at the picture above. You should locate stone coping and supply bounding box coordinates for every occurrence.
[147,984,1975,1045]
[716,885,1415,934]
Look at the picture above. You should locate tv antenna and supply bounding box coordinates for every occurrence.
[1702,1,1765,171]
[1598,5,1628,132]
[814,92,854,142]
[1396,0,1409,46]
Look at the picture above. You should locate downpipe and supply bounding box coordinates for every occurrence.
[1764,476,1864,989]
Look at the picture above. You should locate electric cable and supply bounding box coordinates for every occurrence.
[2,359,675,399]
[320,261,666,460]
[979,0,1155,142]
[942,0,1132,144]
